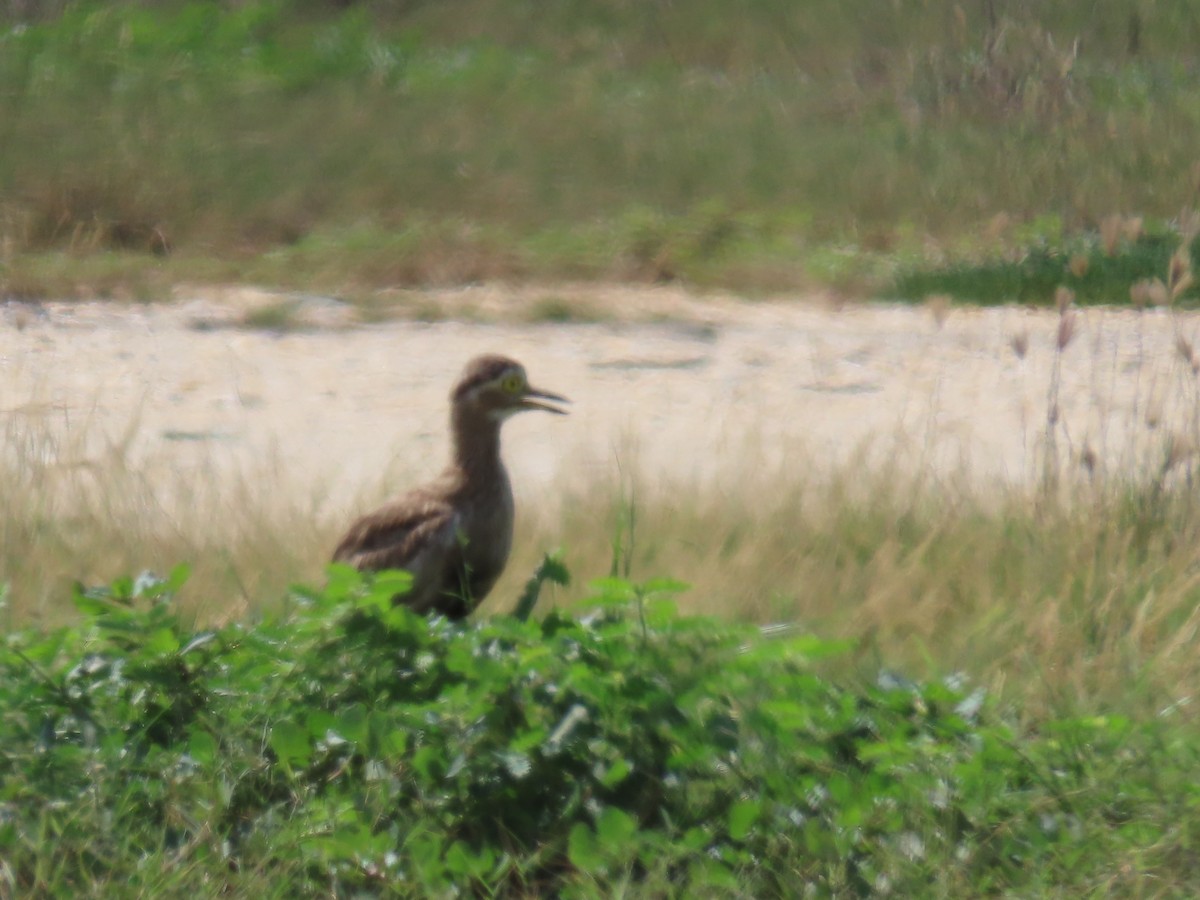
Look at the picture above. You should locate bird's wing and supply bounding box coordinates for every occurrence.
[332,494,461,591]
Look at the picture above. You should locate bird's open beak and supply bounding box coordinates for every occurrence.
[519,386,570,415]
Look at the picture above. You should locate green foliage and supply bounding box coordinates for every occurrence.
[4,2,1200,294]
[2,567,1198,894]
[893,229,1200,306]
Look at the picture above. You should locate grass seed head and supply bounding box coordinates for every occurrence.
[925,293,951,328]
[1130,280,1152,310]
[1146,278,1170,307]
[1010,330,1029,360]
[1163,434,1196,473]
[984,212,1011,242]
[1056,309,1077,350]
[1178,207,1200,242]
[1069,254,1089,278]
[1055,285,1075,314]
[1175,334,1196,367]
[1079,443,1097,475]
[11,305,35,331]
[1100,214,1122,256]
[1169,245,1194,300]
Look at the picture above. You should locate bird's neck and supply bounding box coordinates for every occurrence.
[450,407,505,482]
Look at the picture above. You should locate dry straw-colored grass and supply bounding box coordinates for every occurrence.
[7,253,1200,721]
[11,395,1197,721]
[0,403,330,627]
[500,451,1200,722]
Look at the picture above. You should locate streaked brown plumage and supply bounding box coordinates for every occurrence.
[332,355,568,618]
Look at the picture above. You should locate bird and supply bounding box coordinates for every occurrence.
[331,354,569,619]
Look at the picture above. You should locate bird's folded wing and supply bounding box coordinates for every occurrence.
[332,496,460,579]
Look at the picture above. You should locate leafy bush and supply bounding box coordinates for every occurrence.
[1,565,1196,895]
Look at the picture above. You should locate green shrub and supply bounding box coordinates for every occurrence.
[2,565,1197,894]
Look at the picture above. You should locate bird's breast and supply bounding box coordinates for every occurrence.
[459,468,515,577]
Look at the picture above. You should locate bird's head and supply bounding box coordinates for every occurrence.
[452,355,570,422]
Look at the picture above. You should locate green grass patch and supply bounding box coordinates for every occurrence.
[4,2,1200,295]
[3,565,1197,895]
[892,226,1200,306]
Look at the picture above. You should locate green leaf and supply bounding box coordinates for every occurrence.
[728,798,762,841]
[109,575,135,602]
[335,703,368,745]
[567,822,604,872]
[644,596,679,626]
[688,858,739,890]
[71,584,123,617]
[587,577,637,605]
[444,841,495,878]
[405,829,444,871]
[540,553,571,586]
[323,563,369,601]
[368,711,407,755]
[144,627,180,655]
[681,826,711,851]
[444,840,473,877]
[511,551,571,621]
[306,710,336,739]
[509,727,548,753]
[596,807,637,846]
[370,569,414,600]
[743,633,856,664]
[188,729,217,765]
[759,699,815,731]
[642,577,690,596]
[11,628,71,667]
[165,563,192,594]
[783,634,857,660]
[270,721,311,767]
[412,745,442,780]
[599,757,632,788]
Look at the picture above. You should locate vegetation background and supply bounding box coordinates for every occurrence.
[4,0,1200,896]
[3,0,1200,299]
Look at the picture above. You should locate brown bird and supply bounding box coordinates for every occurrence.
[332,354,569,619]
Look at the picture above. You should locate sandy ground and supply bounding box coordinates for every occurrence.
[4,285,1200,514]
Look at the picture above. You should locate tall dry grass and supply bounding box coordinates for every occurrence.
[512,238,1200,720]
[0,403,331,626]
[503,456,1200,722]
[7,245,1200,719]
[5,392,1200,719]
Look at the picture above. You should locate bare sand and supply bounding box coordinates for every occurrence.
[3,285,1199,515]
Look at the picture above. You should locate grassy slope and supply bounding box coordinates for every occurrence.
[3,1,1200,298]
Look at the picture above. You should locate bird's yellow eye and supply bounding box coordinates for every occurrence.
[501,372,524,394]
